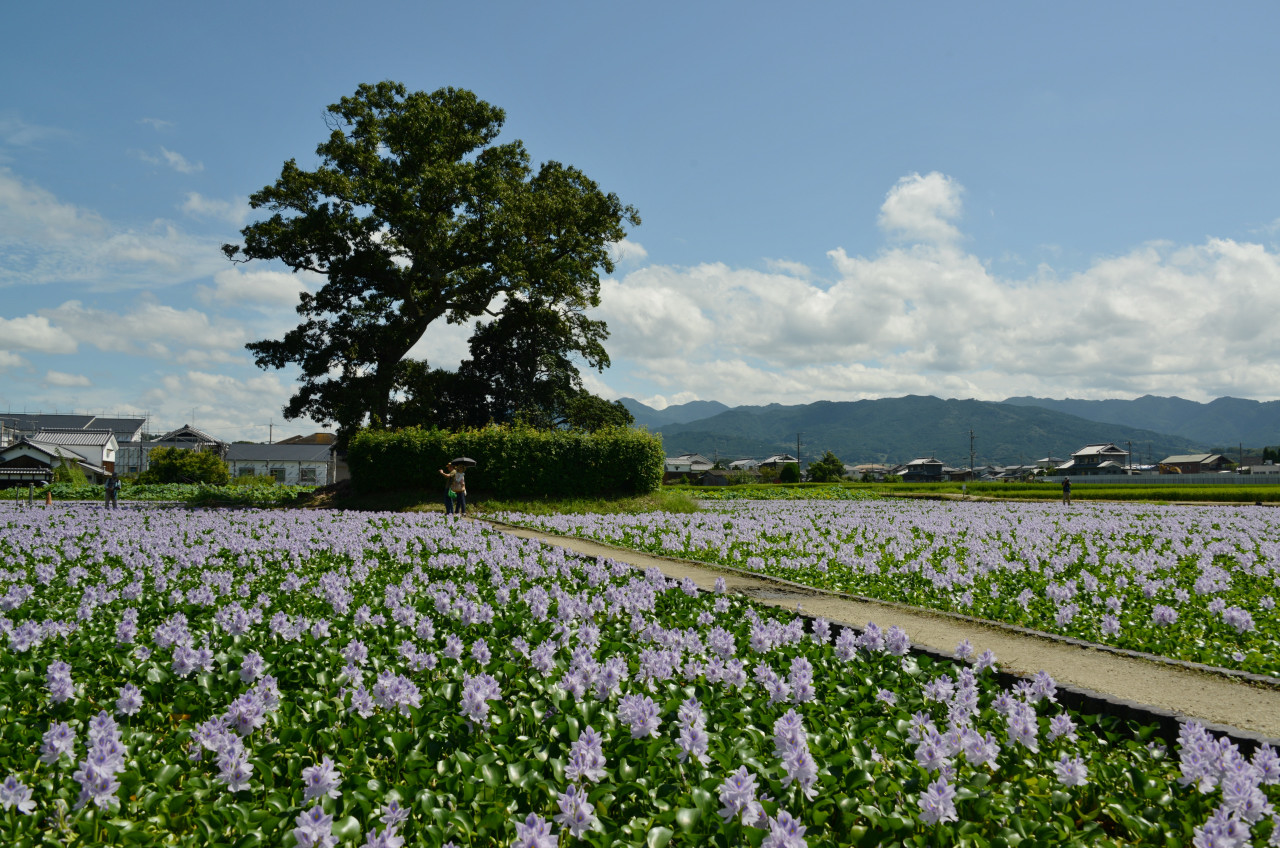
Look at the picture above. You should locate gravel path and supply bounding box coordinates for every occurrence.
[489,522,1280,743]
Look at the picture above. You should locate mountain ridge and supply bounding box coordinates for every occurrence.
[620,395,1271,466]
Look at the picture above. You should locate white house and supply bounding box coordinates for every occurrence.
[664,453,714,473]
[117,425,227,477]
[226,443,334,485]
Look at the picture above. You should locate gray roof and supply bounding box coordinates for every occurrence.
[154,424,226,445]
[34,429,117,446]
[0,413,144,442]
[1160,454,1221,465]
[226,443,332,462]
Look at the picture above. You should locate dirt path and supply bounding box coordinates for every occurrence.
[489,522,1280,743]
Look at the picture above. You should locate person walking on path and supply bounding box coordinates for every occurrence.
[104,474,121,509]
[1061,476,1071,505]
[440,462,467,516]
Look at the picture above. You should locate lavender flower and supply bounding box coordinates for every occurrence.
[380,798,410,828]
[513,812,557,848]
[761,809,809,848]
[617,693,661,739]
[1053,753,1089,787]
[0,775,36,814]
[46,659,75,703]
[40,720,77,764]
[885,625,910,656]
[554,784,599,837]
[1152,604,1179,626]
[460,672,501,728]
[918,777,958,825]
[675,699,710,766]
[239,650,265,683]
[718,765,765,825]
[566,726,607,784]
[301,756,342,801]
[115,682,143,716]
[293,804,337,848]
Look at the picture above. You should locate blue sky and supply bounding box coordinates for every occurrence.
[3,2,1279,440]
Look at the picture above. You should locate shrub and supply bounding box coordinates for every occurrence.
[139,446,231,485]
[347,424,665,499]
[778,462,801,484]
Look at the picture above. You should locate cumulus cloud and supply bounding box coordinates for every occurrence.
[0,350,27,369]
[0,314,77,353]
[45,370,90,387]
[877,171,963,243]
[181,192,248,227]
[198,267,316,309]
[142,370,322,442]
[41,299,246,358]
[0,169,224,289]
[608,239,648,265]
[597,173,1280,406]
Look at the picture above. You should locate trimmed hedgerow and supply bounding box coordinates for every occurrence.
[347,425,664,499]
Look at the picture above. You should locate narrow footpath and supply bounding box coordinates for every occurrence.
[490,522,1280,743]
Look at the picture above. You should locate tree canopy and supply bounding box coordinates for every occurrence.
[225,81,639,441]
[806,450,847,483]
[140,447,230,485]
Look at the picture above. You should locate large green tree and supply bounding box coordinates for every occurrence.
[225,81,638,442]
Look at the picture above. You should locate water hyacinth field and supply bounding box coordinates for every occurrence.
[498,499,1280,679]
[0,504,1278,847]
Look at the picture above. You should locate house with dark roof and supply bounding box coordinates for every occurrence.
[0,437,108,486]
[1056,443,1131,476]
[900,457,945,482]
[1158,454,1234,474]
[0,413,144,446]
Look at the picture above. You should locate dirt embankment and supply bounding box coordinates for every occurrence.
[489,522,1280,744]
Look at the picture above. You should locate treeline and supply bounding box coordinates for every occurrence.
[348,425,664,499]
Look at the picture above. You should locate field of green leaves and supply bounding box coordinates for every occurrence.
[0,504,1276,846]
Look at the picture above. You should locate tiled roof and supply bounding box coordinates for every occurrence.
[34,429,116,446]
[226,443,332,462]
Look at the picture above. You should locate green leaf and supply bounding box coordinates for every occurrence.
[647,826,674,848]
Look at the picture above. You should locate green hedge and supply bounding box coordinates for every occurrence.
[347,425,665,499]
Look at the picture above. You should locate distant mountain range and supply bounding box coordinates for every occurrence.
[618,394,1280,467]
[1003,395,1280,448]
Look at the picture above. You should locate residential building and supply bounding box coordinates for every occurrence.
[664,453,714,473]
[1056,443,1130,476]
[226,443,334,485]
[900,457,945,482]
[0,413,144,448]
[116,425,227,477]
[1158,454,1234,474]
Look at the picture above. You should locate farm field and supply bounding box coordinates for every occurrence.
[495,499,1280,679]
[0,504,1277,847]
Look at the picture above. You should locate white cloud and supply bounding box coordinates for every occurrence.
[0,169,224,290]
[142,370,322,442]
[181,192,248,227]
[597,174,1280,406]
[877,171,963,243]
[139,117,174,131]
[139,147,204,174]
[42,299,245,357]
[45,370,90,387]
[0,350,27,369]
[199,267,315,309]
[0,314,77,353]
[608,239,648,265]
[0,115,66,153]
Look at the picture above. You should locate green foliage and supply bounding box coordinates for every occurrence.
[806,450,846,483]
[138,447,231,485]
[0,481,313,506]
[778,462,800,484]
[51,453,88,485]
[347,424,664,498]
[226,80,639,443]
[228,473,279,488]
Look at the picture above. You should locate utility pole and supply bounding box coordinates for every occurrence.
[1127,440,1132,473]
[796,433,803,467]
[969,429,975,476]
